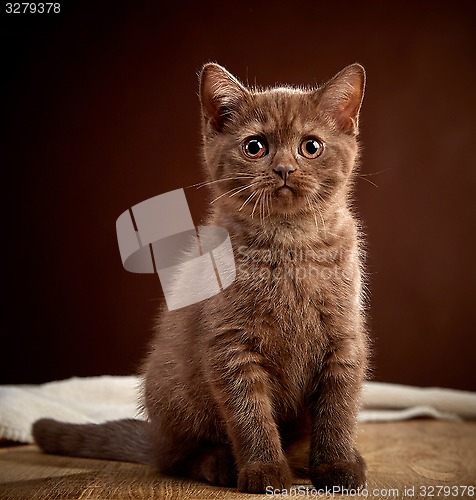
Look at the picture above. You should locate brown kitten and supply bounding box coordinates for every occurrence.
[34,62,368,494]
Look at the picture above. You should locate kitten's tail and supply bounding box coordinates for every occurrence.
[32,418,154,465]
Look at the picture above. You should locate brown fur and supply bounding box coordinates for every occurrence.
[34,62,369,494]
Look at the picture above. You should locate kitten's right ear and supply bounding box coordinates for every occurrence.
[200,63,249,132]
[317,63,366,135]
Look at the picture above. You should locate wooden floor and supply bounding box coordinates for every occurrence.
[0,420,475,499]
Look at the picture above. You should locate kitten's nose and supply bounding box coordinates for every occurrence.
[273,165,295,183]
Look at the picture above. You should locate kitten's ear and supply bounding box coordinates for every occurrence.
[200,63,249,132]
[318,63,366,134]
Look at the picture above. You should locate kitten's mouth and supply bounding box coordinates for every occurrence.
[277,185,293,191]
[271,183,308,213]
[276,185,295,196]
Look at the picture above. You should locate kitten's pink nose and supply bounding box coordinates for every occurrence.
[273,165,295,183]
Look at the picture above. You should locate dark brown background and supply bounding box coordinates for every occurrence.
[2,1,475,390]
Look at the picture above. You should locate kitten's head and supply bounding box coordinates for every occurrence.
[199,63,365,222]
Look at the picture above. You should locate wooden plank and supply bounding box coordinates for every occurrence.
[0,421,475,499]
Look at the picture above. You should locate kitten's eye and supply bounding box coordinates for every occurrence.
[299,138,324,159]
[243,137,268,159]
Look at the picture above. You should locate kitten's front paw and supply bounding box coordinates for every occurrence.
[310,451,366,490]
[238,459,292,493]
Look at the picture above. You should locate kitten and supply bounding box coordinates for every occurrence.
[34,62,368,494]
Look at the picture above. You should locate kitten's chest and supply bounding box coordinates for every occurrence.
[249,282,325,416]
[234,248,333,356]
[236,244,339,315]
[232,242,352,363]
[216,245,355,416]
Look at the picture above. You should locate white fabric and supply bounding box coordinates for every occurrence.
[0,376,143,443]
[0,376,475,444]
[360,382,476,421]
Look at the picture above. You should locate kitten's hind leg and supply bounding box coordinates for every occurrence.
[157,437,237,487]
[189,443,238,487]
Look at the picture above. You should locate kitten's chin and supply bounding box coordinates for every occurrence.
[272,186,305,214]
[276,186,294,198]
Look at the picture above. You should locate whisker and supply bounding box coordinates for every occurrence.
[209,183,256,204]
[190,175,254,189]
[359,168,391,177]
[261,191,267,224]
[228,182,259,198]
[359,176,379,188]
[265,192,271,219]
[238,191,258,211]
[306,195,319,233]
[308,193,327,233]
[251,189,263,218]
[259,192,265,224]
[317,206,326,233]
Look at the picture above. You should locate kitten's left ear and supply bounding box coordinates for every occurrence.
[317,63,366,135]
[200,63,249,132]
